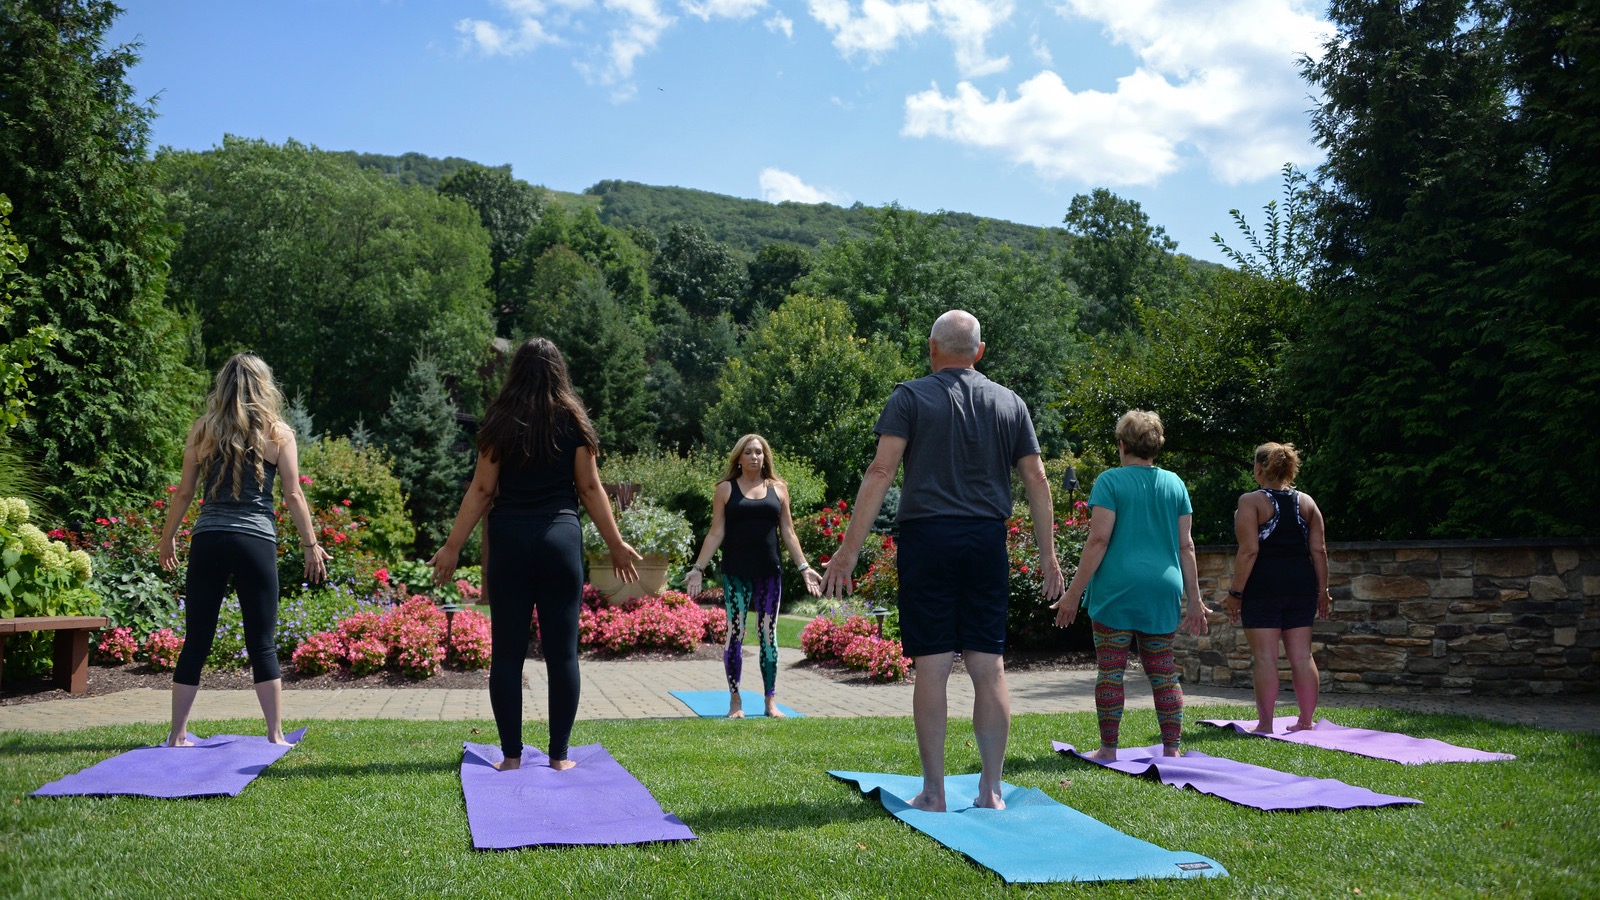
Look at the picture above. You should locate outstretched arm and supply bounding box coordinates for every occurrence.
[1018,453,1064,602]
[820,435,905,598]
[775,484,822,596]
[430,450,499,585]
[273,424,330,583]
[685,481,731,596]
[158,421,203,573]
[576,446,642,582]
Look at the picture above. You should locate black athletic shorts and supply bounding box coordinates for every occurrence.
[896,517,1009,657]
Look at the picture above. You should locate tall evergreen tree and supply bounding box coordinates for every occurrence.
[0,0,203,517]
[380,353,470,554]
[1297,0,1596,538]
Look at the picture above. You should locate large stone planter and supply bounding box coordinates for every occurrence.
[588,553,672,604]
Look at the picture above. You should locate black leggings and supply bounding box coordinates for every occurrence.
[174,531,281,685]
[486,512,584,762]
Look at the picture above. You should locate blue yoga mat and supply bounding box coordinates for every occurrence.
[669,690,802,718]
[830,770,1227,884]
[33,727,307,799]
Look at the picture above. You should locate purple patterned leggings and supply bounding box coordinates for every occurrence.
[723,574,781,696]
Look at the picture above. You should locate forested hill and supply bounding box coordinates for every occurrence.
[582,180,1064,256]
[340,151,1066,257]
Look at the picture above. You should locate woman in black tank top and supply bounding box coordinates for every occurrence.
[1223,443,1331,734]
[684,434,821,717]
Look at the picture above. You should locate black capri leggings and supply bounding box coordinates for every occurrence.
[174,530,281,685]
[485,511,584,762]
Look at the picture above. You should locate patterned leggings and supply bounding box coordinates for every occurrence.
[1092,621,1184,749]
[724,574,781,696]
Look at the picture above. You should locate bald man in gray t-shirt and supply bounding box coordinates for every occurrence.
[822,309,1063,814]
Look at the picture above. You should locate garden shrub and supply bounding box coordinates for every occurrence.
[94,626,138,665]
[297,436,415,563]
[0,497,97,679]
[798,605,909,682]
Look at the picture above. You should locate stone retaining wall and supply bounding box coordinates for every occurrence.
[1178,539,1599,696]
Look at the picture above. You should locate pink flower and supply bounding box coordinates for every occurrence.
[153,500,166,508]
[374,568,390,585]
[341,498,352,506]
[299,475,313,485]
[166,484,179,493]
[95,517,110,525]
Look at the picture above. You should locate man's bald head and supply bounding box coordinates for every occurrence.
[929,310,982,366]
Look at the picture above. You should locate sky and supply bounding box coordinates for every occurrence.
[108,0,1336,265]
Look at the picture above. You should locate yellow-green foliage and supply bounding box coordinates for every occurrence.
[297,437,416,564]
[0,497,95,618]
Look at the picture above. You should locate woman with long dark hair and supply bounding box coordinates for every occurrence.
[431,337,640,771]
[158,353,329,746]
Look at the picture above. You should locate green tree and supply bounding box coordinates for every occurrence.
[706,296,913,499]
[1295,0,1549,538]
[1061,188,1192,334]
[650,298,736,452]
[438,164,546,334]
[510,204,654,321]
[743,242,812,324]
[798,205,1078,451]
[157,137,495,433]
[546,278,656,454]
[380,353,471,554]
[650,222,748,319]
[0,0,203,518]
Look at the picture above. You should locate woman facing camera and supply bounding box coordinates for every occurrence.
[1223,442,1330,733]
[1052,410,1208,759]
[684,434,821,718]
[431,337,641,771]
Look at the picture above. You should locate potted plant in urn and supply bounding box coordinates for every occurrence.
[582,501,693,603]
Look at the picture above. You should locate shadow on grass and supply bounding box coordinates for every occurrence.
[676,794,885,832]
[269,758,461,780]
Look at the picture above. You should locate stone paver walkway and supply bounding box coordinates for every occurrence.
[3,647,1596,734]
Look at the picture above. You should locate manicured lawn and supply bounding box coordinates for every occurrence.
[3,708,1595,898]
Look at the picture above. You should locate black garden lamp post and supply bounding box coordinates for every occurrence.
[870,605,889,636]
[1063,465,1080,510]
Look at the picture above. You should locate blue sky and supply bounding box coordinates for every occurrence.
[109,1,1334,264]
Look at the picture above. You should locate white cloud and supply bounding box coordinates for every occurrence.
[807,0,1012,78]
[760,168,849,204]
[460,0,675,88]
[1028,33,1051,67]
[682,0,767,19]
[766,11,794,37]
[903,0,1331,185]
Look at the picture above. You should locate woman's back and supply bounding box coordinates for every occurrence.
[1086,466,1192,632]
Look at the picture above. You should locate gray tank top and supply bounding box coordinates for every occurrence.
[192,455,279,543]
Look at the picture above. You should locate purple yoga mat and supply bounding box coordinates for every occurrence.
[1200,717,1516,764]
[32,727,308,799]
[461,742,696,849]
[1053,742,1422,811]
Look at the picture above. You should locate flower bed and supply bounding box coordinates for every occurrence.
[800,607,909,682]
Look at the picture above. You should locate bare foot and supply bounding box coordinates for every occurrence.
[493,757,522,771]
[267,736,292,746]
[764,701,786,719]
[550,758,577,771]
[908,791,947,813]
[1287,720,1316,732]
[166,734,195,748]
[1251,720,1276,733]
[727,693,745,719]
[973,788,1007,810]
[1086,746,1118,762]
[1162,746,1184,758]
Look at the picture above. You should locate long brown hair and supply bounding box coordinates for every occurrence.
[477,337,597,466]
[194,353,285,499]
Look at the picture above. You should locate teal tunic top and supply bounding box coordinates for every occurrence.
[1085,465,1192,634]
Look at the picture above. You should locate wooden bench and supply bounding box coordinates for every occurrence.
[0,615,111,695]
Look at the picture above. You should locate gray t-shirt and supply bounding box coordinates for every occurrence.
[874,367,1040,522]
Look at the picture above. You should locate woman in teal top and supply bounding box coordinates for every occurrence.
[1052,410,1208,759]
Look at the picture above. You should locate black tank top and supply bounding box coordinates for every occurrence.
[721,480,781,578]
[1244,488,1316,599]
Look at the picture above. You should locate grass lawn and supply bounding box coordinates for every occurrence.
[2,707,1595,898]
